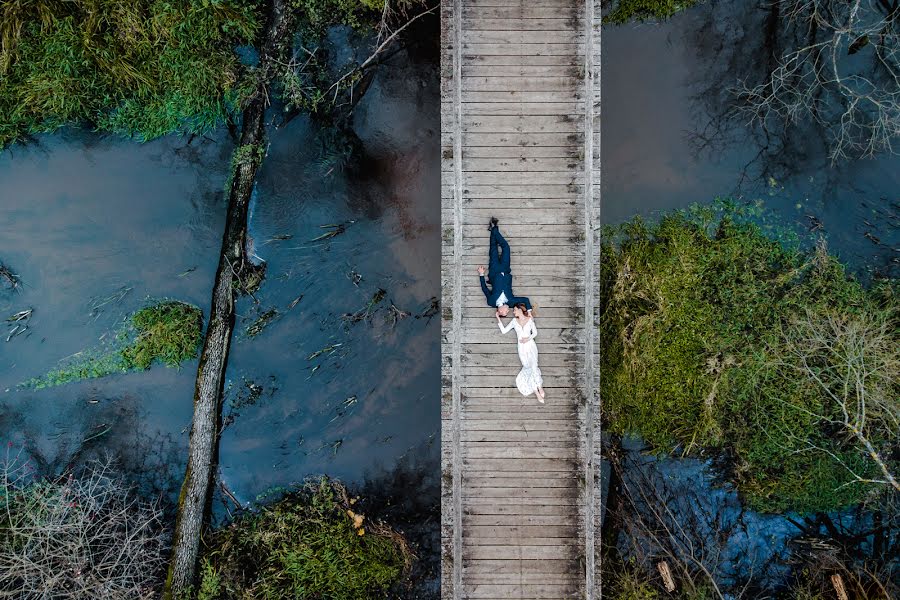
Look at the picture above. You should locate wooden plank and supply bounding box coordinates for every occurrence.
[463,546,573,560]
[463,514,577,526]
[463,54,581,66]
[462,18,580,31]
[460,156,582,170]
[462,31,583,44]
[463,7,580,19]
[458,102,584,116]
[461,115,581,133]
[462,561,579,577]
[462,131,582,146]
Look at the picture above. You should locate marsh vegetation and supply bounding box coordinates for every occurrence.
[24,300,203,390]
[601,205,898,513]
[599,207,899,598]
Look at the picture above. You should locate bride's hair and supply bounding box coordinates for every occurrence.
[514,302,532,316]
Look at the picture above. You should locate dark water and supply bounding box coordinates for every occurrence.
[603,0,899,277]
[601,0,898,590]
[0,132,229,484]
[0,32,439,525]
[220,40,441,504]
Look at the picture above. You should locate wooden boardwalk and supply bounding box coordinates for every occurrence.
[440,0,601,598]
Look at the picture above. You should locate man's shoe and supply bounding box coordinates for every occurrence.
[488,217,498,231]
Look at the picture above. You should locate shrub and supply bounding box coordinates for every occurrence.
[599,204,898,512]
[0,454,166,598]
[199,478,411,599]
[122,301,204,369]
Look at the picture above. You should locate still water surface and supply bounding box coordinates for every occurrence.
[0,39,439,514]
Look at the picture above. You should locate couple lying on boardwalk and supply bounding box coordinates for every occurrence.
[477,218,545,403]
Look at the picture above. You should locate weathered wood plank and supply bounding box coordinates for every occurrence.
[463,7,580,19]
[462,31,583,44]
[462,18,580,31]
[463,54,581,66]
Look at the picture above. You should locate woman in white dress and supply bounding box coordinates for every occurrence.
[497,302,545,403]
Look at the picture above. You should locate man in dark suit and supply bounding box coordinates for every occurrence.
[477,218,532,317]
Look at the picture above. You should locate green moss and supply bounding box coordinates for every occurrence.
[600,204,898,513]
[24,300,202,389]
[0,0,261,148]
[121,301,204,369]
[200,478,410,599]
[604,0,702,24]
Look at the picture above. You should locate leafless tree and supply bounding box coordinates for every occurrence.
[735,0,900,163]
[773,290,899,493]
[0,451,166,599]
[278,0,437,116]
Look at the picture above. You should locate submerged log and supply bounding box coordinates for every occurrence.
[163,0,290,596]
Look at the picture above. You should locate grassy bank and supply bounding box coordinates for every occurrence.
[0,0,261,148]
[603,0,701,24]
[599,204,898,512]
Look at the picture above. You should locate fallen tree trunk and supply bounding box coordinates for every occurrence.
[163,1,290,596]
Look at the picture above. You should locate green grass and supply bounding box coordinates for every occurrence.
[25,300,203,389]
[0,0,261,148]
[121,301,204,369]
[199,477,410,599]
[604,0,701,24]
[599,203,898,513]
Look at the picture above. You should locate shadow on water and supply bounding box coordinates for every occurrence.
[0,15,440,573]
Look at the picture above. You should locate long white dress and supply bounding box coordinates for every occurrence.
[498,317,543,397]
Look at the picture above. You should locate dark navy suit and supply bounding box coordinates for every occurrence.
[479,227,532,311]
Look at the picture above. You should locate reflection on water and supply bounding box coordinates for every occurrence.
[0,131,230,486]
[602,0,898,278]
[219,42,440,503]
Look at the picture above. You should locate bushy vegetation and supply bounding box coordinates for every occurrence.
[26,300,203,388]
[196,478,411,599]
[122,301,205,369]
[0,454,166,599]
[603,0,701,24]
[0,0,261,148]
[599,204,899,512]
